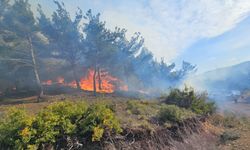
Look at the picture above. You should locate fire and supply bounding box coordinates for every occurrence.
[57,77,64,84]
[42,80,52,85]
[78,69,127,93]
[42,69,128,93]
[68,81,77,88]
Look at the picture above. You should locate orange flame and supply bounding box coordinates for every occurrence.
[57,76,64,84]
[42,80,52,85]
[42,69,128,93]
[67,81,77,88]
[78,69,126,93]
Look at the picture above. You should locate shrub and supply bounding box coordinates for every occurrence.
[31,101,88,145]
[190,93,216,115]
[0,101,122,148]
[158,105,194,123]
[126,100,159,116]
[78,103,122,141]
[220,131,240,143]
[164,86,216,115]
[222,111,241,128]
[0,107,33,149]
[209,114,225,127]
[126,100,148,115]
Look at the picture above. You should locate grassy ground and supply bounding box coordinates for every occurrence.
[1,93,250,149]
[0,92,193,129]
[210,112,250,150]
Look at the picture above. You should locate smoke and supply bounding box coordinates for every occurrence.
[0,0,197,98]
[184,61,250,111]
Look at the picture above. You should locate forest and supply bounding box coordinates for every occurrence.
[0,0,196,100]
[2,1,250,150]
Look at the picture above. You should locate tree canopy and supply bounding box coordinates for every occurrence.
[0,0,196,96]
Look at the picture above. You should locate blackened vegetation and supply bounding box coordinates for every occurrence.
[0,0,196,99]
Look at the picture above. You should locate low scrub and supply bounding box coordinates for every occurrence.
[0,107,33,149]
[220,131,240,144]
[210,112,241,128]
[164,86,216,115]
[78,103,122,141]
[31,101,88,145]
[158,104,194,123]
[126,100,159,116]
[0,101,121,149]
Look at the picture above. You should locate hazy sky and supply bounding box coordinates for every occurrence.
[30,0,250,73]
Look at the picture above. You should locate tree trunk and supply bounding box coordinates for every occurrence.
[72,65,81,90]
[14,79,20,92]
[97,67,102,90]
[93,66,97,96]
[28,35,43,102]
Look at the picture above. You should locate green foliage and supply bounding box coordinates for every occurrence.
[165,86,216,115]
[78,103,122,141]
[0,101,122,148]
[0,101,88,148]
[158,104,194,123]
[0,107,33,149]
[0,100,120,147]
[0,0,195,94]
[31,101,87,144]
[126,100,159,116]
[0,0,49,96]
[190,92,216,115]
[126,100,149,115]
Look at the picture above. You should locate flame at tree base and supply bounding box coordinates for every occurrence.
[42,69,128,93]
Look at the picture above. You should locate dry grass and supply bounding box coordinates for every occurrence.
[0,92,193,130]
[0,93,158,129]
[2,93,250,149]
[209,112,250,150]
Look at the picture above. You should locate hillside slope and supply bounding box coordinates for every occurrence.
[190,61,250,93]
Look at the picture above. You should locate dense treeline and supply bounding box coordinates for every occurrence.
[0,0,196,98]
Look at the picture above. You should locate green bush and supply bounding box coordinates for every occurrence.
[126,100,159,116]
[158,105,194,122]
[126,100,149,115]
[78,103,122,141]
[0,101,122,149]
[31,101,88,145]
[164,86,216,115]
[0,107,33,149]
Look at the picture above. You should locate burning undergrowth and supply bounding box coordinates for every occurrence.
[42,69,128,94]
[0,0,196,99]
